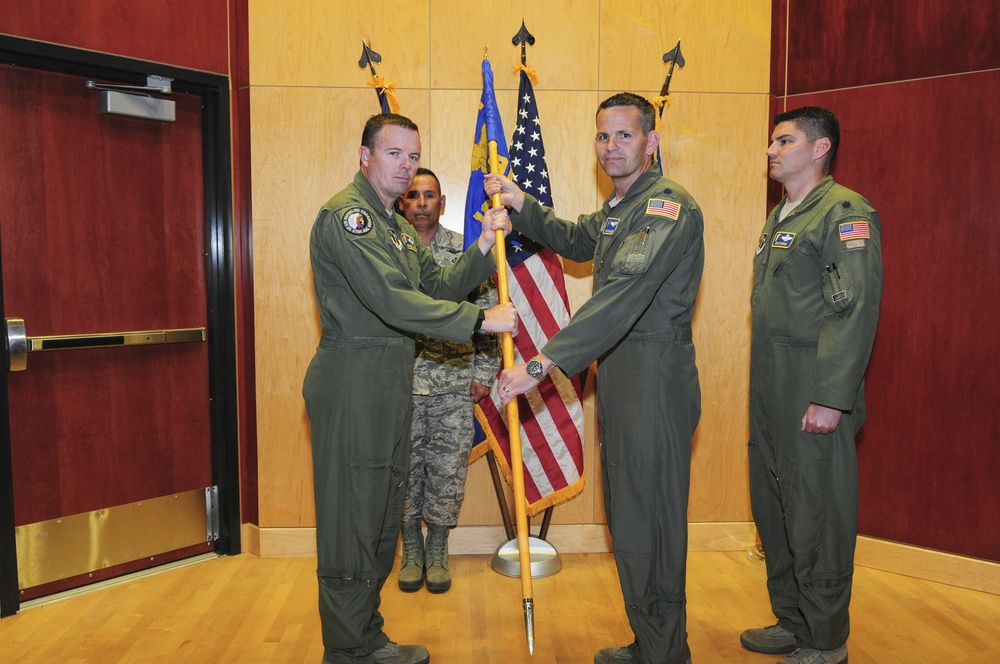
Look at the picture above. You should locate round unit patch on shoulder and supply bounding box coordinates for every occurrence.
[342,207,373,235]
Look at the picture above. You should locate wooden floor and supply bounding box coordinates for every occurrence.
[1,551,999,663]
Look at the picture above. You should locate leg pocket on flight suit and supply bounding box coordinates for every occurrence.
[349,459,395,561]
[604,455,661,603]
[778,451,832,560]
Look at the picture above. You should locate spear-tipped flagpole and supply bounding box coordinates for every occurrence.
[484,45,535,656]
[512,20,535,66]
[654,40,686,174]
[659,39,686,107]
[358,38,393,114]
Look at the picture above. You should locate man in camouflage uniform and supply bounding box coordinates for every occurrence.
[395,168,500,594]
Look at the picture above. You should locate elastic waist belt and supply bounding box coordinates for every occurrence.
[626,324,693,343]
[319,334,407,350]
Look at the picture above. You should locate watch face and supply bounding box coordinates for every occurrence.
[527,359,543,378]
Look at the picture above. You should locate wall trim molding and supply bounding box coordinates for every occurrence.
[243,521,999,596]
[855,536,1000,596]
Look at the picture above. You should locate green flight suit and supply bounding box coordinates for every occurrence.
[749,175,882,651]
[302,172,496,663]
[512,167,704,664]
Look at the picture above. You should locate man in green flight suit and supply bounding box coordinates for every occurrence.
[486,92,703,664]
[303,113,517,664]
[740,107,882,664]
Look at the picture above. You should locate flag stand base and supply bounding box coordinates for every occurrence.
[490,536,562,578]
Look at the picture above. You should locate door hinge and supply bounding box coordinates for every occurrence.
[205,486,220,542]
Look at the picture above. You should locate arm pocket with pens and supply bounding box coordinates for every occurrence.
[821,263,855,313]
[616,227,654,275]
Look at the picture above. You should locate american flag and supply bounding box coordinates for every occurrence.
[838,221,870,241]
[465,63,586,515]
[646,198,681,220]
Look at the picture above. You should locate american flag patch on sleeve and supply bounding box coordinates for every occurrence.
[646,198,681,220]
[839,221,870,241]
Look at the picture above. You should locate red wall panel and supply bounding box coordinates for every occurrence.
[783,0,1000,95]
[1,0,230,74]
[769,0,787,97]
[228,0,259,525]
[777,71,1000,561]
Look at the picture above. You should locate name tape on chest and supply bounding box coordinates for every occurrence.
[646,198,681,220]
[771,232,795,249]
[342,207,373,235]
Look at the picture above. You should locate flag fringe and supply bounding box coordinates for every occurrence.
[470,403,586,518]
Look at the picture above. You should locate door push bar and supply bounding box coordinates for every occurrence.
[4,318,205,373]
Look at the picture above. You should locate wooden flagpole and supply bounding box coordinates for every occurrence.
[487,138,535,655]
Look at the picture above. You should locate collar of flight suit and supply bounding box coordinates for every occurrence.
[353,170,402,225]
[601,166,665,215]
[775,175,836,225]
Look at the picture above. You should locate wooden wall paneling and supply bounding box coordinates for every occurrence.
[783,72,1000,562]
[0,0,230,74]
[766,95,786,211]
[599,0,772,94]
[785,0,1000,95]
[248,0,429,88]
[428,0,600,92]
[658,91,768,522]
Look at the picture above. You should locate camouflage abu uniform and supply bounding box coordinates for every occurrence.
[404,225,500,526]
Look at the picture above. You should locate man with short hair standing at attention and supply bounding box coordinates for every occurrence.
[303,114,517,664]
[740,107,882,664]
[395,167,499,594]
[487,92,703,664]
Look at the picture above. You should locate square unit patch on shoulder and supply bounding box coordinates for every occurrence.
[342,207,373,235]
[602,218,620,235]
[839,221,870,241]
[646,198,681,220]
[771,232,795,249]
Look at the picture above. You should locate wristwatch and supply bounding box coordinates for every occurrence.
[526,359,545,380]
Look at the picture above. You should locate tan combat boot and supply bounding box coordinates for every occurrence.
[424,524,451,593]
[397,519,424,592]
